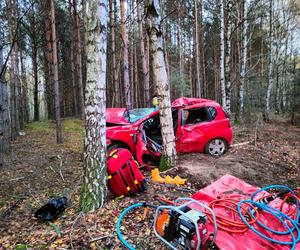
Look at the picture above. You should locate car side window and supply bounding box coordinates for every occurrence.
[182,107,210,125]
[207,106,217,120]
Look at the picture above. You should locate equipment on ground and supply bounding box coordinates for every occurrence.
[151,168,186,185]
[107,148,146,198]
[154,198,218,250]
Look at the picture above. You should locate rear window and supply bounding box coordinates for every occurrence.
[207,107,217,120]
[182,107,210,125]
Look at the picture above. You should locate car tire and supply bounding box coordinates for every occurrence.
[107,143,123,154]
[204,138,227,156]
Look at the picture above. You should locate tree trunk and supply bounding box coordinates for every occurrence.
[146,0,176,169]
[264,0,273,122]
[79,0,108,212]
[31,10,39,121]
[120,0,131,109]
[137,0,150,106]
[44,5,54,119]
[6,0,20,138]
[68,0,78,116]
[225,0,232,114]
[20,46,28,124]
[82,0,88,90]
[73,0,85,120]
[220,0,226,109]
[238,0,248,121]
[0,35,10,168]
[110,0,120,107]
[195,0,201,98]
[50,0,63,143]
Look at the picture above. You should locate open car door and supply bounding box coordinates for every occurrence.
[135,118,162,165]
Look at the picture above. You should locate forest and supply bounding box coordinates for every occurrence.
[0,0,300,249]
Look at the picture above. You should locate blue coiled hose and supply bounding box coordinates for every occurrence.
[116,203,143,250]
[238,185,300,250]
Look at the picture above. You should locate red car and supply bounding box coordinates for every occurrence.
[106,97,233,165]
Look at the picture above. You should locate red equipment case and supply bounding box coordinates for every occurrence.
[107,148,146,198]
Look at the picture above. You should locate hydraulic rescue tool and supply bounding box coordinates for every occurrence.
[153,198,218,250]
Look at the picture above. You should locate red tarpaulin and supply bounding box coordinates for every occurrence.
[191,174,299,250]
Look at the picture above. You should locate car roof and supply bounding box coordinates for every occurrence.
[172,97,219,109]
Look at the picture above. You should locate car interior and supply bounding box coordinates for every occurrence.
[141,109,178,154]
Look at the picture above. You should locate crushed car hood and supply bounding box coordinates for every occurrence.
[106,108,129,125]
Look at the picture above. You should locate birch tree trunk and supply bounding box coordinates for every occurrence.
[120,0,131,109]
[238,0,248,120]
[79,0,108,212]
[137,0,150,106]
[225,0,232,114]
[73,0,85,120]
[220,0,226,108]
[264,0,274,122]
[146,0,176,169]
[195,0,202,98]
[50,0,63,143]
[110,0,120,107]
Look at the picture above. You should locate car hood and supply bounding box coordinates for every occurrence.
[106,108,129,125]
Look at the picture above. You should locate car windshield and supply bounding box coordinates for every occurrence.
[125,108,156,123]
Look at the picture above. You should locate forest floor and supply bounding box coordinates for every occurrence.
[0,117,299,249]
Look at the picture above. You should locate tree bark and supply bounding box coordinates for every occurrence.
[31,7,39,121]
[220,0,226,109]
[0,34,10,168]
[82,0,88,90]
[146,0,176,169]
[79,0,108,212]
[68,0,78,116]
[50,0,63,143]
[120,0,131,109]
[264,0,274,122]
[225,0,232,114]
[195,0,202,98]
[137,0,150,106]
[110,0,120,107]
[73,0,85,120]
[238,0,248,121]
[44,5,55,120]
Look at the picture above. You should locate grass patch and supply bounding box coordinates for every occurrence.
[26,119,83,134]
[26,121,55,132]
[62,119,83,133]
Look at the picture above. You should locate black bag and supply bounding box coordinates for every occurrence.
[34,197,67,221]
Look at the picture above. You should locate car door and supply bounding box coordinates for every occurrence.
[176,106,213,153]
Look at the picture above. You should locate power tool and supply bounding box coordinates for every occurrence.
[153,198,218,250]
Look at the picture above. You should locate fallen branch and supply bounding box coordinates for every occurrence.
[89,235,114,243]
[10,176,25,181]
[57,155,65,182]
[231,141,251,147]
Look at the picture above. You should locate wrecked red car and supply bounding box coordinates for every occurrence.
[106,97,233,165]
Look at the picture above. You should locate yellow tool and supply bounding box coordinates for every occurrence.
[151,168,186,185]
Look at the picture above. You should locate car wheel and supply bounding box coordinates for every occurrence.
[205,138,227,156]
[107,143,123,154]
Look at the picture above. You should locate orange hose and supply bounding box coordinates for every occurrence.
[206,198,259,233]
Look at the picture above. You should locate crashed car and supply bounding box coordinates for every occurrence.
[106,97,233,165]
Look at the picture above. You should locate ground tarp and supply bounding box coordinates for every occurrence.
[191,174,299,250]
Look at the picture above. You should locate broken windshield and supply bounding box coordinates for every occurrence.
[125,108,156,123]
